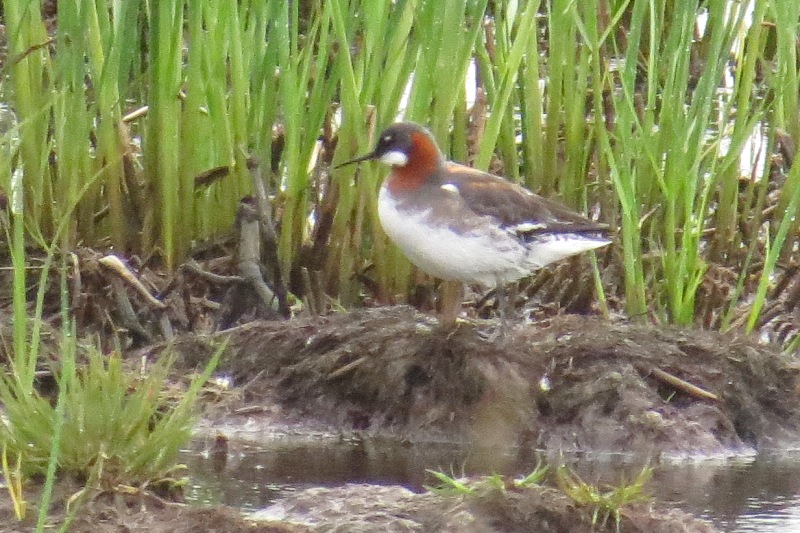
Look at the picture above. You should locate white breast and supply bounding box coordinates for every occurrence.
[378,187,531,286]
[377,186,610,287]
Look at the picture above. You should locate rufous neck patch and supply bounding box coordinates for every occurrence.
[386,131,442,192]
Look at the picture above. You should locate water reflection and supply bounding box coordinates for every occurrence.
[182,436,800,532]
[654,454,800,533]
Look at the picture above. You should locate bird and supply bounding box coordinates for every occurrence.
[337,121,611,326]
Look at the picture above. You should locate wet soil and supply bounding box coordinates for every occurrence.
[7,306,786,532]
[170,306,800,457]
[248,482,717,533]
[29,303,785,533]
[0,480,299,533]
[0,476,716,533]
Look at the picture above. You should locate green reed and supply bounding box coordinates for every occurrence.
[589,0,771,324]
[0,0,799,331]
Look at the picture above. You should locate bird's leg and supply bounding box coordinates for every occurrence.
[495,280,518,334]
[496,285,507,332]
[438,280,463,326]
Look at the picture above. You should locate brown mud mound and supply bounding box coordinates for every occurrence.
[250,482,717,533]
[171,306,800,456]
[0,484,299,533]
[0,479,716,533]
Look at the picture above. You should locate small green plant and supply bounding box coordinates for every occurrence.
[425,463,548,495]
[556,464,652,529]
[425,469,475,495]
[0,341,222,488]
[514,464,549,487]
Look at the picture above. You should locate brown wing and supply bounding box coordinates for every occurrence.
[443,163,608,236]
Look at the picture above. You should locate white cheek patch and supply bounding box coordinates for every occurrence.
[379,150,409,167]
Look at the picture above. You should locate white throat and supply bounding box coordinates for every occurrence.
[379,150,408,167]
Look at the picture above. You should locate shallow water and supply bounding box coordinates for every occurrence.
[182,436,800,532]
[658,453,800,532]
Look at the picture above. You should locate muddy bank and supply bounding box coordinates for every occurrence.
[250,481,717,533]
[0,478,298,533]
[0,476,717,533]
[7,307,792,532]
[165,306,800,457]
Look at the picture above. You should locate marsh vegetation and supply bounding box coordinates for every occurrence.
[0,1,799,531]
